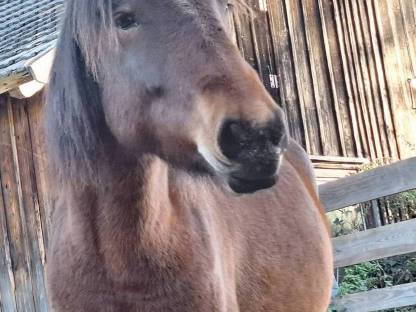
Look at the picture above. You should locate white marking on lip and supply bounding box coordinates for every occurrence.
[197,145,229,174]
[277,152,284,171]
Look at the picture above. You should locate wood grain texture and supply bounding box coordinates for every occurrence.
[266,0,305,146]
[0,96,36,312]
[356,0,390,159]
[319,157,416,212]
[0,95,17,312]
[283,0,322,155]
[349,0,383,160]
[331,282,416,312]
[231,0,406,160]
[339,0,371,159]
[26,92,51,250]
[0,94,50,312]
[10,97,49,311]
[301,0,340,156]
[373,0,416,159]
[333,218,416,268]
[0,75,32,96]
[317,0,347,156]
[364,0,399,160]
[343,0,374,159]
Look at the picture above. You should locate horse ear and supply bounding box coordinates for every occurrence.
[45,23,107,185]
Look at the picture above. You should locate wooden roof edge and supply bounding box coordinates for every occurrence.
[0,48,56,98]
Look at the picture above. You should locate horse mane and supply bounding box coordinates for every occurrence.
[45,0,117,186]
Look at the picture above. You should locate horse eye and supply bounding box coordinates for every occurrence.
[115,13,139,30]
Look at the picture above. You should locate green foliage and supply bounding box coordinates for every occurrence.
[384,190,416,220]
[329,206,366,237]
[338,261,387,296]
[338,254,416,296]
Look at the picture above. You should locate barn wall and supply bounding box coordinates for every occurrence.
[373,0,416,159]
[231,0,415,161]
[0,93,49,312]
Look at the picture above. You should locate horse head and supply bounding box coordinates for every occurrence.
[47,0,288,194]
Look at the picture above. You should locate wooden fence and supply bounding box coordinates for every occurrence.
[320,157,416,311]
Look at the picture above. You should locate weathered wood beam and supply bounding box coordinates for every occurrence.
[28,49,55,85]
[9,80,45,99]
[331,282,416,312]
[320,157,416,212]
[1,48,55,97]
[333,218,416,268]
[310,155,368,164]
[0,74,32,95]
[333,0,363,158]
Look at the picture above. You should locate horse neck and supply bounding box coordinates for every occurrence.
[64,154,177,254]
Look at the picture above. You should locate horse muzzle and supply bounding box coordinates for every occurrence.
[218,118,288,194]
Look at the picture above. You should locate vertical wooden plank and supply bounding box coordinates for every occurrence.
[0,96,36,312]
[414,0,416,28]
[365,0,399,159]
[247,0,279,100]
[332,0,363,158]
[0,179,16,312]
[266,0,306,147]
[300,0,341,156]
[0,96,17,312]
[228,8,238,45]
[317,0,347,156]
[247,1,265,82]
[10,97,49,312]
[344,0,376,159]
[283,0,322,155]
[337,0,369,158]
[233,8,258,70]
[374,0,416,159]
[349,0,383,160]
[357,0,391,160]
[399,0,416,75]
[371,199,382,228]
[26,93,51,249]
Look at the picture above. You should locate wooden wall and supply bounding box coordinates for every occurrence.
[231,0,415,161]
[0,93,50,312]
[373,0,416,159]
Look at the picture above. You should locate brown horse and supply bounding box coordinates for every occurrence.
[45,0,333,311]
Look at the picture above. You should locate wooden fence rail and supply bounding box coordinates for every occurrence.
[331,282,416,312]
[320,157,416,212]
[319,157,416,311]
[333,218,416,268]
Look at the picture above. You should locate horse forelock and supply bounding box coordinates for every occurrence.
[66,0,249,77]
[68,0,119,79]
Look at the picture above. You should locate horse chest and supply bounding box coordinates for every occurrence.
[48,214,233,312]
[49,248,231,312]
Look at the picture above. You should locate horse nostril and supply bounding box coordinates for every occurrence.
[218,120,246,160]
[270,129,282,146]
[218,118,287,164]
